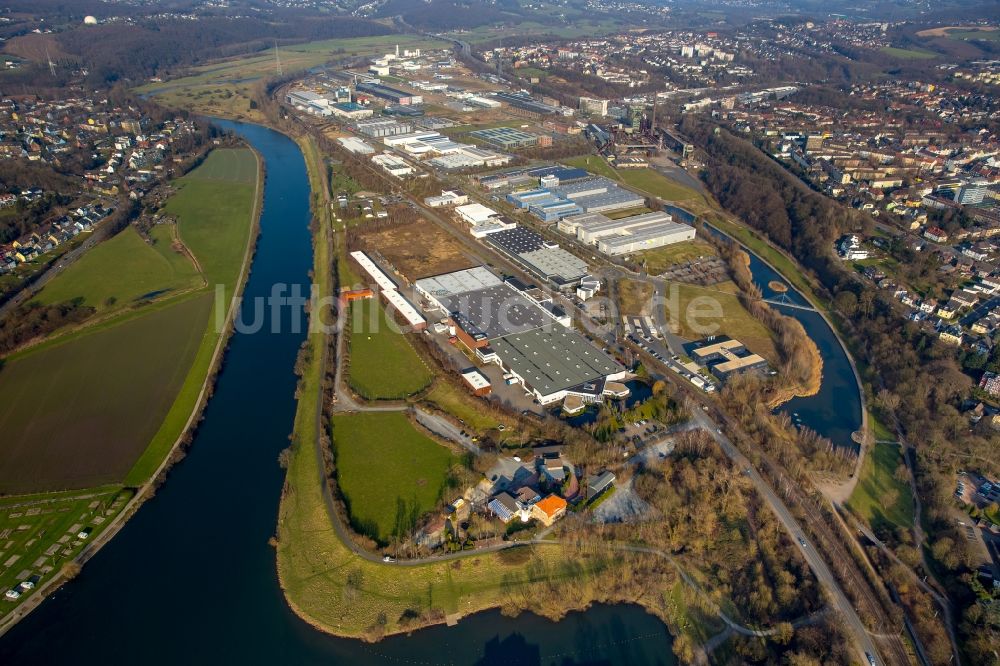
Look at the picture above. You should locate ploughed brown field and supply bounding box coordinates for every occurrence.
[356,218,475,280]
[0,294,212,493]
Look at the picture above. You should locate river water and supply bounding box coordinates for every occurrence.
[0,121,675,665]
[709,226,863,452]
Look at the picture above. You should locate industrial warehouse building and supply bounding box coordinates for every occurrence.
[337,137,376,155]
[371,153,414,177]
[355,82,423,105]
[377,131,511,169]
[349,251,426,330]
[506,177,645,222]
[494,91,564,118]
[469,126,547,150]
[485,227,589,288]
[285,90,333,116]
[330,102,373,120]
[354,118,413,138]
[558,210,696,255]
[414,266,624,405]
[551,177,645,214]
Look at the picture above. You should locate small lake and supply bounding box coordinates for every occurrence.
[555,378,653,427]
[0,120,675,664]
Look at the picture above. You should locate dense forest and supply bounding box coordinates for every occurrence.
[680,116,1000,663]
[1,15,393,87]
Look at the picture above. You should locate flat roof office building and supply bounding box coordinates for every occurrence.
[688,337,768,381]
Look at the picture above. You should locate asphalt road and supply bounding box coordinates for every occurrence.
[0,231,103,318]
[303,114,884,663]
[690,408,882,665]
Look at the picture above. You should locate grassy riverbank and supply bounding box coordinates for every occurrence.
[275,134,626,641]
[0,146,262,625]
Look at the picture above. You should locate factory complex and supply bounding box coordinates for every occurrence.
[506,176,646,222]
[558,210,696,255]
[415,267,626,406]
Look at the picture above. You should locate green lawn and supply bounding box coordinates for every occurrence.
[669,281,777,363]
[943,28,1000,42]
[0,294,213,493]
[870,410,896,442]
[332,412,456,545]
[617,168,704,203]
[705,216,822,307]
[187,147,258,183]
[347,299,433,400]
[423,381,518,433]
[561,155,623,181]
[165,149,257,290]
[0,146,259,491]
[636,240,718,275]
[880,46,937,60]
[124,149,259,484]
[847,442,915,533]
[605,207,652,220]
[37,226,200,311]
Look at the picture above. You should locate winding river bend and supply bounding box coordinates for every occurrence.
[0,122,674,664]
[706,224,864,451]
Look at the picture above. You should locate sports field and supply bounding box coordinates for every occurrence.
[347,298,434,400]
[0,294,213,493]
[331,412,456,544]
[37,226,201,311]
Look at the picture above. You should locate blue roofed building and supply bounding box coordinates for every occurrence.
[530,200,583,222]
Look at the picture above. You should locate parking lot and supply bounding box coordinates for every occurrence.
[622,315,719,394]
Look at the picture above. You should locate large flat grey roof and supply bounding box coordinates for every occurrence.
[492,327,621,396]
[519,247,589,282]
[416,267,502,299]
[441,284,548,339]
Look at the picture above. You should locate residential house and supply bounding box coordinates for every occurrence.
[924,226,949,243]
[530,494,567,526]
[587,471,616,499]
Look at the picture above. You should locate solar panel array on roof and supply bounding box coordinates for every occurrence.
[487,227,547,255]
[524,166,590,182]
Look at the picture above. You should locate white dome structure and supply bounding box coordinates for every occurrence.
[83,16,98,25]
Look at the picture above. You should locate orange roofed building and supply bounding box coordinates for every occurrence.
[530,494,567,526]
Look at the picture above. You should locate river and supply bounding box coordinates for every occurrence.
[0,121,675,665]
[709,226,864,452]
